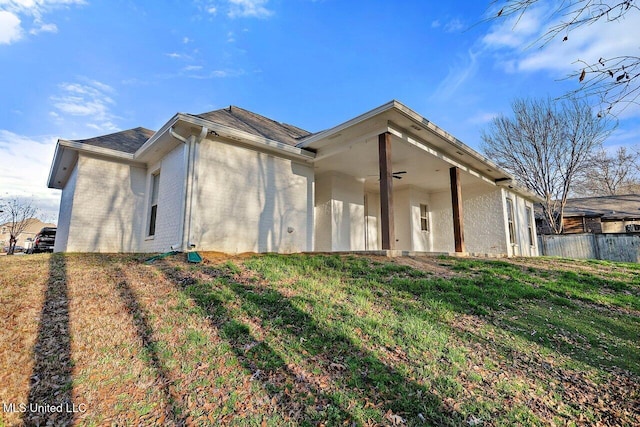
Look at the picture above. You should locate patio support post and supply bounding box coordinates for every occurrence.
[379,132,395,250]
[450,166,465,253]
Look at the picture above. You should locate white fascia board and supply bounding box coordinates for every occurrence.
[176,114,316,162]
[297,100,397,148]
[47,141,71,189]
[48,138,146,189]
[58,139,138,161]
[134,114,181,158]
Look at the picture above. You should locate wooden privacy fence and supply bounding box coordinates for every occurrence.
[537,233,640,263]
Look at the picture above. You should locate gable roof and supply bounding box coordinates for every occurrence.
[564,194,640,219]
[194,106,311,147]
[66,127,155,154]
[536,194,640,220]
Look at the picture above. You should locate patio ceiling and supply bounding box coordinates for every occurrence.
[308,102,503,193]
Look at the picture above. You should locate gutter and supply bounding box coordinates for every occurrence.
[169,125,209,252]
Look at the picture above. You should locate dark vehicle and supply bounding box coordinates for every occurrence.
[31,227,56,253]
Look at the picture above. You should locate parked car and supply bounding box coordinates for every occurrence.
[31,227,56,253]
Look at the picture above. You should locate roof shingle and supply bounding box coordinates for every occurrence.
[69,127,155,154]
[194,106,311,147]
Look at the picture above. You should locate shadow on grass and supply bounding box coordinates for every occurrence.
[24,253,74,426]
[112,266,187,424]
[158,259,465,426]
[350,256,640,376]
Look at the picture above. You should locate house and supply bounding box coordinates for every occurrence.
[0,218,57,251]
[47,100,541,256]
[536,194,640,234]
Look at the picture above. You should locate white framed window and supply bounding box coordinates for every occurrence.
[506,198,516,244]
[148,172,160,237]
[526,206,534,246]
[420,204,429,232]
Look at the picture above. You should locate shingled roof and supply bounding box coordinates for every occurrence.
[69,127,155,154]
[536,194,640,220]
[194,106,311,147]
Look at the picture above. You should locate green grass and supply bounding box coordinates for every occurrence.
[2,252,638,426]
[156,254,639,426]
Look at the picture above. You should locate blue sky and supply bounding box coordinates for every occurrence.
[1,0,639,221]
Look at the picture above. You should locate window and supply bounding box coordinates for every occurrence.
[420,204,429,231]
[506,198,516,244]
[526,206,534,246]
[148,172,160,236]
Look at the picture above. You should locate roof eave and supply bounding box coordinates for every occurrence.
[183,114,317,161]
[296,100,398,148]
[48,139,141,189]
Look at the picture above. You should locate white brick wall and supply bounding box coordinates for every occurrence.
[191,137,314,253]
[64,154,146,252]
[141,144,186,253]
[53,160,77,252]
[314,172,365,251]
[503,189,539,257]
[463,184,508,255]
[429,183,511,255]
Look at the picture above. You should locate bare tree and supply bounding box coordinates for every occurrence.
[488,0,640,115]
[573,146,640,196]
[0,198,38,255]
[482,97,614,233]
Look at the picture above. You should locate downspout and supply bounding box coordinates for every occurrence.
[169,126,208,252]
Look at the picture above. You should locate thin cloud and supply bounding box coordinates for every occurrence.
[432,49,480,100]
[481,3,640,79]
[444,18,464,33]
[227,0,272,18]
[50,80,120,133]
[187,68,247,79]
[468,111,500,125]
[29,22,57,35]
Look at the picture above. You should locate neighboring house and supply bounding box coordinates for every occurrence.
[536,194,640,235]
[47,100,541,256]
[0,218,57,251]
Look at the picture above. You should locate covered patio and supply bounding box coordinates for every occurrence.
[299,101,539,257]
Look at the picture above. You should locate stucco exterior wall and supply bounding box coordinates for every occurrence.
[64,153,147,252]
[141,144,187,253]
[54,160,78,252]
[192,137,314,253]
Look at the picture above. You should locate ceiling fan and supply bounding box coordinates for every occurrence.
[368,171,407,180]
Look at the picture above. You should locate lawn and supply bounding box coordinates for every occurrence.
[0,252,638,426]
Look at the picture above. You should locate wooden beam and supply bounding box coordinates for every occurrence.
[450,167,465,253]
[379,132,395,250]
